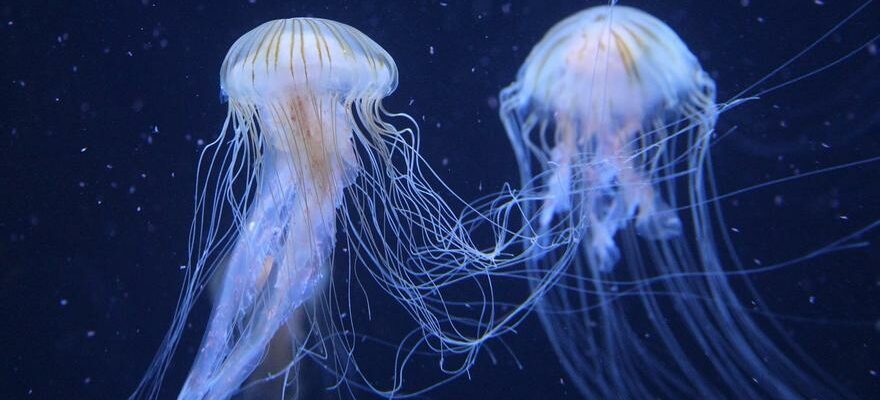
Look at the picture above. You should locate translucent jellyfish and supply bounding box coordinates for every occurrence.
[499,5,864,398]
[127,17,433,399]
[131,17,524,400]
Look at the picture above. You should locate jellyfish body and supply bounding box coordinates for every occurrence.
[501,5,841,398]
[504,5,709,272]
[183,18,396,399]
[131,18,401,400]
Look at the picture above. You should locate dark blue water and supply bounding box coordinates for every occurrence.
[2,1,878,399]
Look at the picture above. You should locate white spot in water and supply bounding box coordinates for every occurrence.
[774,195,784,206]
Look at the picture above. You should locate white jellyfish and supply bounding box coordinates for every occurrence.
[498,5,870,399]
[129,17,449,399]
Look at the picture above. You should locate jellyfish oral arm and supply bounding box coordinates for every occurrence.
[179,99,353,400]
[540,117,684,272]
[540,148,573,227]
[180,167,336,399]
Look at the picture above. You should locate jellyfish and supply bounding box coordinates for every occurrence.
[124,17,408,399]
[498,4,863,398]
[130,17,529,400]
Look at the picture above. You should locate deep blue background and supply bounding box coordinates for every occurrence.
[1,1,879,399]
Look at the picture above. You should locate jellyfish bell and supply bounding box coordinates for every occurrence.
[499,4,854,399]
[517,5,707,134]
[220,18,397,100]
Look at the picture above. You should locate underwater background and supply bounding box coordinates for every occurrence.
[1,1,878,399]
